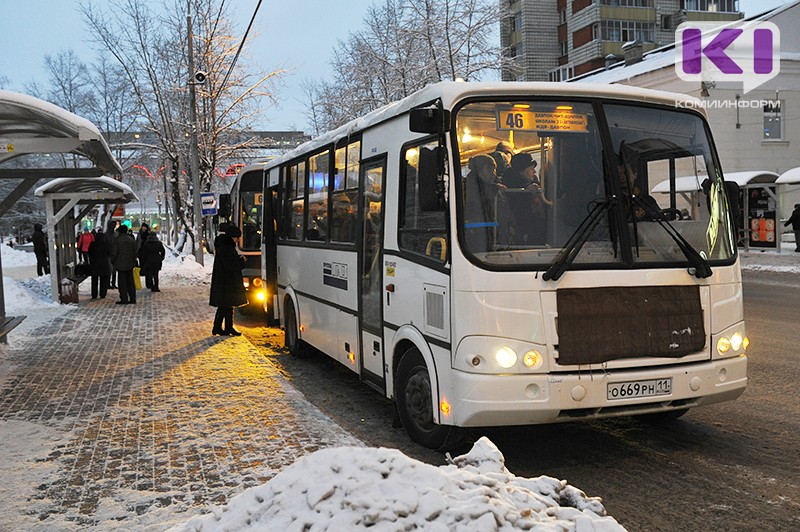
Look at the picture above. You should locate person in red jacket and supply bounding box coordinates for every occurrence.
[76,228,94,263]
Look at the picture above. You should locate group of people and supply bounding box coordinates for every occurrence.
[32,221,166,304]
[464,142,546,248]
[32,219,248,337]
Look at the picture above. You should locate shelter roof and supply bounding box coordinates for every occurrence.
[0,90,122,178]
[777,167,800,184]
[34,176,138,203]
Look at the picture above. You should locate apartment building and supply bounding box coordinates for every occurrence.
[501,0,743,82]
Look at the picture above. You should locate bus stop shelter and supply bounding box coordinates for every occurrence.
[35,177,137,303]
[0,90,122,337]
[651,171,780,251]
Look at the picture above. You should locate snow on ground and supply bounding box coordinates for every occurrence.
[2,241,799,531]
[169,437,623,532]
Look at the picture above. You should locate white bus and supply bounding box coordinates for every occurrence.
[262,82,749,449]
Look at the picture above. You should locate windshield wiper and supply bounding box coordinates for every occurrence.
[630,195,712,278]
[543,197,616,281]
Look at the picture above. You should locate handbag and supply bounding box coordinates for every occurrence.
[133,266,142,290]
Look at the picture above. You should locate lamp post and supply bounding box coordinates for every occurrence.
[187,8,204,266]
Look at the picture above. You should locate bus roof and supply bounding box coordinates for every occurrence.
[266,81,706,169]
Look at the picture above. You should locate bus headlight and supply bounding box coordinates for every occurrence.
[730,332,743,351]
[495,347,517,368]
[717,336,731,354]
[523,350,543,370]
[252,277,263,287]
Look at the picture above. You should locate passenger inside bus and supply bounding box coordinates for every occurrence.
[331,194,356,242]
[463,154,508,252]
[618,142,662,222]
[502,153,546,245]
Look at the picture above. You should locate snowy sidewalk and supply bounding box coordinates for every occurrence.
[0,269,361,530]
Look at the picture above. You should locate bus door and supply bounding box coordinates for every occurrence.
[262,179,279,325]
[359,157,387,389]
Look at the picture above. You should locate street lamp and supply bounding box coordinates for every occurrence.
[187,8,204,266]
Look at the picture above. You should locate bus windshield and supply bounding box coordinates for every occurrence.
[455,99,736,270]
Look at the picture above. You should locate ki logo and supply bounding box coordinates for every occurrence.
[676,21,780,93]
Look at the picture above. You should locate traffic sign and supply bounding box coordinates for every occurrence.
[201,192,217,216]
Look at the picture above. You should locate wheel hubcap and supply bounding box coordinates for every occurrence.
[405,368,434,432]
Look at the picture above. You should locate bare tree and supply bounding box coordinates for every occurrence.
[26,50,97,117]
[81,0,281,251]
[305,0,501,131]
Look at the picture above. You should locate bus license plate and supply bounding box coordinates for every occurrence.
[607,378,672,400]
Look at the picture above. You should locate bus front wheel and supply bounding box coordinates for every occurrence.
[284,300,305,357]
[395,347,462,451]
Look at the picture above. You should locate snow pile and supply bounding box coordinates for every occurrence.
[0,244,36,267]
[2,275,62,314]
[169,437,623,532]
[159,252,213,287]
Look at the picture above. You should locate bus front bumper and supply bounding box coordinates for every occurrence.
[445,355,747,427]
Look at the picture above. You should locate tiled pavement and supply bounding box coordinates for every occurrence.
[0,283,361,531]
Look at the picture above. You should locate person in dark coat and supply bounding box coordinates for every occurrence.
[139,232,166,292]
[209,225,247,336]
[31,223,50,276]
[463,154,509,253]
[784,204,800,252]
[105,220,118,288]
[87,227,111,299]
[111,225,138,305]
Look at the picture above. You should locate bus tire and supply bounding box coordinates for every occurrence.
[395,347,462,451]
[284,300,305,357]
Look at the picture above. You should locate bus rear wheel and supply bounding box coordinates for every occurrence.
[395,347,462,451]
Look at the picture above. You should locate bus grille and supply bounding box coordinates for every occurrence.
[425,289,445,330]
[556,286,705,365]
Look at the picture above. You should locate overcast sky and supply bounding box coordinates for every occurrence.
[0,0,792,132]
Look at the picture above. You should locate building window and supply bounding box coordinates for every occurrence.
[599,0,654,6]
[558,8,566,24]
[560,41,568,56]
[600,20,655,43]
[510,12,522,32]
[683,0,738,12]
[763,100,783,140]
[549,64,575,82]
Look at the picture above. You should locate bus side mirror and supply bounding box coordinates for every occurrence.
[410,106,451,134]
[724,181,741,231]
[418,147,445,212]
[218,193,231,218]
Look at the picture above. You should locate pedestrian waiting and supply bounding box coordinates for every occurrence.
[31,223,49,276]
[209,224,247,336]
[88,227,111,299]
[139,231,165,292]
[111,224,138,305]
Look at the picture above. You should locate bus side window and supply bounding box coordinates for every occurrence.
[399,140,448,263]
